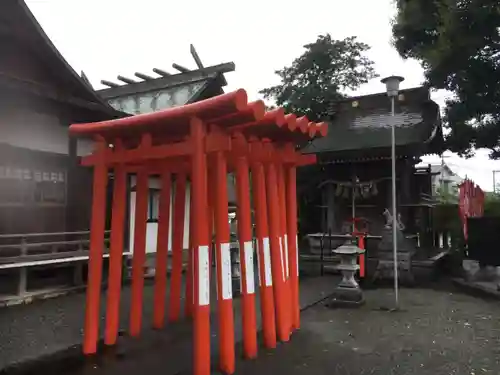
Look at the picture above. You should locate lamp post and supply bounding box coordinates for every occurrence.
[381,75,404,309]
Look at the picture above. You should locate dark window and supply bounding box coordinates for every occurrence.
[33,171,66,204]
[35,181,66,203]
[147,189,160,222]
[441,180,450,194]
[0,179,23,204]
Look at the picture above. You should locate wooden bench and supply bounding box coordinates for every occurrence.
[0,231,130,302]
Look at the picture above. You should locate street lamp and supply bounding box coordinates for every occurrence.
[381,75,404,309]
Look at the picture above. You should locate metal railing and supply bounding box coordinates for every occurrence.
[302,231,421,276]
[301,232,356,276]
[302,231,388,276]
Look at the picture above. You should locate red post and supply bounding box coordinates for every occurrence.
[168,173,187,322]
[185,183,194,318]
[190,118,211,375]
[250,159,276,349]
[104,163,127,346]
[213,150,236,373]
[207,168,215,279]
[276,162,292,333]
[83,142,108,355]
[153,171,172,329]
[358,235,365,278]
[234,149,258,358]
[129,168,149,337]
[264,148,290,343]
[285,164,300,330]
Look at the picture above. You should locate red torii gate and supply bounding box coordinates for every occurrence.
[69,89,327,375]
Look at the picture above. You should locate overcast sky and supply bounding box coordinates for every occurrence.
[26,0,500,191]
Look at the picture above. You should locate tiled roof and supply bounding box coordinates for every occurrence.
[302,86,442,157]
[96,62,235,116]
[3,0,119,117]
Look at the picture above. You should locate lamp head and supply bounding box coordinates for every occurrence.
[381,75,404,97]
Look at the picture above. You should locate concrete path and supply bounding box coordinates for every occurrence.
[454,260,500,299]
[0,274,337,374]
[453,278,500,298]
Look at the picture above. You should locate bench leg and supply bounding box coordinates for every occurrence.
[73,263,84,286]
[18,268,27,296]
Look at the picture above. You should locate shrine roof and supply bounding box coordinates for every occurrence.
[69,89,327,146]
[302,86,443,158]
[94,41,235,115]
[97,64,234,116]
[97,63,234,101]
[0,0,120,118]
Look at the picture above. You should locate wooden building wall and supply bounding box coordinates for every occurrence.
[0,40,97,234]
[0,143,92,235]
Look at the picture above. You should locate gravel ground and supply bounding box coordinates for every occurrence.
[0,282,147,369]
[2,277,500,375]
[0,275,337,373]
[233,287,500,375]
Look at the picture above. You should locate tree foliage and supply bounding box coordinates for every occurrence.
[392,0,500,158]
[435,185,459,204]
[483,191,500,216]
[259,34,378,122]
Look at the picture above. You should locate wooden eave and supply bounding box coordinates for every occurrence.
[97,63,235,100]
[0,0,119,118]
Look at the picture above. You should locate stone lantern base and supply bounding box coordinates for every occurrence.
[326,241,365,308]
[326,285,365,308]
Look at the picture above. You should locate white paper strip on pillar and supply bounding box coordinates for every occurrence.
[296,234,300,278]
[278,236,285,281]
[262,237,272,286]
[244,241,255,294]
[198,245,210,306]
[284,234,289,278]
[214,244,219,300]
[221,243,232,300]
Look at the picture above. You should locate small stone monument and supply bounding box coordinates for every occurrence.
[373,208,415,284]
[326,239,365,308]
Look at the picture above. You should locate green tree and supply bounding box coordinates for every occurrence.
[392,0,500,158]
[259,34,378,122]
[483,192,500,216]
[435,185,459,204]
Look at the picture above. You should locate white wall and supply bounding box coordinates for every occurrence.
[76,138,95,157]
[0,109,94,157]
[431,164,463,195]
[0,111,67,154]
[128,176,191,254]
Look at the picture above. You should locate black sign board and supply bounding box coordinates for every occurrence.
[467,217,500,266]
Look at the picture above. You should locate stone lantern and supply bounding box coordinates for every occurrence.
[327,240,365,308]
